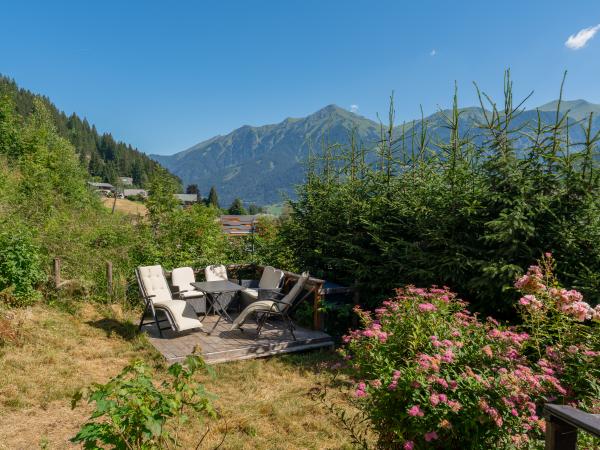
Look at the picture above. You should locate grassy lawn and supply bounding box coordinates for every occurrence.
[101,197,148,216]
[0,303,359,449]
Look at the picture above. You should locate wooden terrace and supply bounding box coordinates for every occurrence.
[144,264,348,364]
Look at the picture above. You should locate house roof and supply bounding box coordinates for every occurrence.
[174,193,198,203]
[220,215,259,235]
[88,181,114,190]
[123,189,147,197]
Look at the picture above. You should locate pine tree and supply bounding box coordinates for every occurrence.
[227,198,247,215]
[207,186,220,209]
[186,184,199,195]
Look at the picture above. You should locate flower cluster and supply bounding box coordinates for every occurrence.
[339,261,599,449]
[515,255,599,323]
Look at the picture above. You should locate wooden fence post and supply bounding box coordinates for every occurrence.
[545,416,578,450]
[313,282,323,331]
[106,261,113,299]
[53,257,61,288]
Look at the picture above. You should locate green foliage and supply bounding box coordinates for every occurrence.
[0,230,44,305]
[71,355,217,450]
[227,198,247,215]
[207,186,220,209]
[339,274,598,448]
[285,73,600,317]
[0,75,179,188]
[146,170,179,229]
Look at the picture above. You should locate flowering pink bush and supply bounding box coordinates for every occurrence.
[340,256,599,448]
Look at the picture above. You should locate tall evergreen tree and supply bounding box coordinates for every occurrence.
[227,198,247,215]
[207,186,220,209]
[186,184,199,196]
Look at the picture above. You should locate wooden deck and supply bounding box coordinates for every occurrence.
[145,314,334,364]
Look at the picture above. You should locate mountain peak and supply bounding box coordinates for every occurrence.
[538,99,600,120]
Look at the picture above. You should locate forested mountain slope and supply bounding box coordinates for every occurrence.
[0,76,178,187]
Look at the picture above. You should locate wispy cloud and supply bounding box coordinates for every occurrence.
[565,24,600,50]
[350,104,359,113]
[430,49,437,56]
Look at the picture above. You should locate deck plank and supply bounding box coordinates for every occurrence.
[145,313,334,364]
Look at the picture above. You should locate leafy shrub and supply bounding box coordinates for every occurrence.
[0,230,44,305]
[339,259,599,448]
[71,355,217,449]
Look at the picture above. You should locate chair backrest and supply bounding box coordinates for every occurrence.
[258,266,284,289]
[205,264,228,282]
[136,265,173,304]
[278,272,310,311]
[171,266,196,292]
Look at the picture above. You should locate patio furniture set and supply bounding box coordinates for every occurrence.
[135,264,312,340]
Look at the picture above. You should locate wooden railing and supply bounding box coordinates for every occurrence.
[544,404,600,449]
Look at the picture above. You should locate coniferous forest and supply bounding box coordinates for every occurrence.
[0,75,179,188]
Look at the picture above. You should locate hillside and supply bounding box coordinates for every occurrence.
[152,105,381,205]
[0,76,179,188]
[153,100,600,205]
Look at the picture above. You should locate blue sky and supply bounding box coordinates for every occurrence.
[2,0,600,155]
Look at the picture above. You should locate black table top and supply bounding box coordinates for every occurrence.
[191,280,245,294]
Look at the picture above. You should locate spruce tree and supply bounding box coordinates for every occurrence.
[207,186,220,209]
[186,184,199,195]
[227,198,247,215]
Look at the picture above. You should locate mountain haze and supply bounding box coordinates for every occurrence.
[154,100,600,205]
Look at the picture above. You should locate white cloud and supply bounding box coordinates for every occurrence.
[565,24,600,50]
[430,49,437,56]
[350,104,359,113]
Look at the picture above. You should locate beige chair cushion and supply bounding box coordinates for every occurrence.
[258,266,284,289]
[138,265,173,303]
[154,299,202,332]
[137,265,202,332]
[205,264,228,282]
[172,267,204,299]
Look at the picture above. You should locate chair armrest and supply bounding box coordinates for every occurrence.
[240,279,259,288]
[257,288,284,301]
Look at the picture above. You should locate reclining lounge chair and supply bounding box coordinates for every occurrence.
[239,266,285,308]
[136,265,202,337]
[231,272,310,340]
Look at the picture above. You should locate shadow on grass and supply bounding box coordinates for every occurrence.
[86,318,139,341]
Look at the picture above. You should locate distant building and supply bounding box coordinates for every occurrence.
[174,193,199,205]
[220,215,259,236]
[124,188,148,198]
[119,176,133,186]
[88,181,115,193]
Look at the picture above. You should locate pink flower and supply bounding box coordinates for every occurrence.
[354,389,366,398]
[407,405,424,417]
[388,380,398,391]
[448,400,462,412]
[424,431,439,442]
[403,441,414,450]
[418,303,437,313]
[430,393,440,406]
[482,345,493,357]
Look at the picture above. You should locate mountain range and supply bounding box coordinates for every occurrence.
[152,100,600,206]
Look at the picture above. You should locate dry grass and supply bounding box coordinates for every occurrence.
[101,197,148,216]
[0,303,360,449]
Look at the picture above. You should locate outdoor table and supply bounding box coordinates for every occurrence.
[191,280,245,332]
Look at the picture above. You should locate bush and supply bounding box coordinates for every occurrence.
[71,355,217,449]
[339,258,599,448]
[285,75,600,317]
[0,230,44,305]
